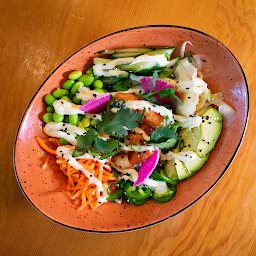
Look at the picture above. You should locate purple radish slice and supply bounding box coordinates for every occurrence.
[133,148,160,187]
[79,93,110,114]
[140,77,180,102]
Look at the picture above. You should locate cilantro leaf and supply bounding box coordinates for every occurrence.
[96,108,142,137]
[157,88,183,105]
[76,128,98,150]
[148,138,177,149]
[94,138,118,154]
[147,125,178,144]
[112,78,134,91]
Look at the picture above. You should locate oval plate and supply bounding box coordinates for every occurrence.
[13,25,249,233]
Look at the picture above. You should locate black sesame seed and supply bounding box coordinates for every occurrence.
[143,151,146,153]
[139,90,142,93]
[186,87,189,90]
[61,101,64,104]
[208,122,211,124]
[153,104,156,107]
[103,63,106,66]
[67,133,70,135]
[148,107,151,110]
[61,154,64,157]
[188,97,191,99]
[199,149,202,152]
[93,115,96,118]
[63,124,65,126]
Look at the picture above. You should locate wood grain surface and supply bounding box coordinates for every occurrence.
[0,0,255,255]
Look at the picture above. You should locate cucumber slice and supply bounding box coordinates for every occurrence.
[100,77,121,85]
[111,52,144,58]
[99,48,154,55]
[147,47,175,57]
[121,61,158,73]
[93,58,113,65]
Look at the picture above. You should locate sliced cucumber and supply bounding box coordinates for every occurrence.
[147,47,175,57]
[121,61,158,73]
[93,58,113,65]
[100,77,121,85]
[98,48,154,55]
[111,52,144,58]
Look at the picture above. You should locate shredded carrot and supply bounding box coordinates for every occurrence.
[36,136,114,210]
[42,155,50,170]
[35,136,56,154]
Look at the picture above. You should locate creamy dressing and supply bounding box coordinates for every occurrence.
[130,54,170,67]
[173,114,202,128]
[56,146,106,201]
[53,100,85,115]
[53,98,101,120]
[77,87,144,102]
[114,100,174,122]
[122,144,155,152]
[160,151,197,163]
[43,122,85,146]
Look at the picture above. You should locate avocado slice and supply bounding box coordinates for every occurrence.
[174,159,193,180]
[178,126,201,152]
[185,154,209,174]
[197,107,222,157]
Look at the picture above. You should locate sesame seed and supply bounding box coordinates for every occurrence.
[188,97,191,99]
[93,94,97,97]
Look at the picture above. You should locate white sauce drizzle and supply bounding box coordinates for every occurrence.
[43,122,85,146]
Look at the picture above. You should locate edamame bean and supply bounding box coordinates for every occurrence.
[53,89,69,99]
[46,106,54,113]
[53,112,64,123]
[62,79,75,90]
[81,116,91,128]
[72,95,81,105]
[69,114,79,126]
[61,96,72,103]
[77,121,84,129]
[78,74,94,86]
[45,94,56,106]
[59,138,69,145]
[42,113,53,123]
[69,70,82,80]
[86,69,93,75]
[78,114,82,121]
[71,82,84,95]
[94,75,100,80]
[93,80,103,89]
[90,119,95,126]
[94,88,105,94]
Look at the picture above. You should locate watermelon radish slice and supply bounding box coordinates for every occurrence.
[140,77,180,102]
[133,148,160,187]
[79,93,110,114]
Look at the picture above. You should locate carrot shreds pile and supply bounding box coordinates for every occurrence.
[36,136,114,210]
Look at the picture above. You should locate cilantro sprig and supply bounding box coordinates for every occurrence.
[76,105,143,159]
[146,124,178,149]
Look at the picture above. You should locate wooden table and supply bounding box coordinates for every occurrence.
[1,0,255,255]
